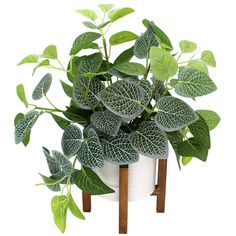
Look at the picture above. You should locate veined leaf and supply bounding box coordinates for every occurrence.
[187,60,208,74]
[150,47,178,81]
[82,21,97,29]
[114,46,134,64]
[76,128,104,168]
[98,80,144,119]
[182,156,192,166]
[60,80,73,98]
[98,4,114,13]
[109,31,138,45]
[67,56,80,82]
[61,124,82,157]
[17,54,39,65]
[70,32,101,55]
[73,167,114,194]
[50,114,71,130]
[130,121,168,158]
[201,50,216,67]
[155,96,198,131]
[76,9,98,21]
[41,45,57,59]
[16,84,28,108]
[138,80,152,105]
[196,110,220,131]
[179,40,197,53]
[15,111,40,144]
[39,173,61,192]
[114,62,146,76]
[32,73,52,100]
[175,67,217,98]
[67,194,85,220]
[108,7,134,22]
[32,59,50,75]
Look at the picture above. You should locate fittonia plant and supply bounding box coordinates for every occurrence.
[14,4,220,233]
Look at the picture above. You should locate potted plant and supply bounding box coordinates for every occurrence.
[14,3,220,233]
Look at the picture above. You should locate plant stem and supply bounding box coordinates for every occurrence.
[57,59,66,70]
[45,95,59,110]
[143,64,150,80]
[35,176,67,187]
[34,106,64,113]
[176,52,182,62]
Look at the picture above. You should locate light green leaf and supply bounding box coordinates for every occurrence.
[68,194,85,220]
[98,80,144,119]
[73,167,115,195]
[98,4,114,13]
[50,114,71,130]
[60,80,73,98]
[187,60,209,74]
[61,124,82,157]
[32,59,50,75]
[201,50,216,67]
[109,31,138,45]
[114,46,134,64]
[82,21,97,29]
[114,62,146,76]
[76,9,98,21]
[73,77,105,110]
[175,67,217,98]
[76,128,104,168]
[17,54,39,65]
[32,73,52,100]
[51,195,68,233]
[108,7,134,22]
[182,156,192,166]
[41,45,57,59]
[16,84,28,108]
[179,40,197,53]
[150,47,178,81]
[39,173,61,192]
[155,96,198,132]
[130,121,168,158]
[196,110,220,131]
[70,32,101,55]
[96,21,111,29]
[15,111,40,144]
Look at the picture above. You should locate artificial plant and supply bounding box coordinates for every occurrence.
[14,4,220,233]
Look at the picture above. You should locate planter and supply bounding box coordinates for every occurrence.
[94,154,157,201]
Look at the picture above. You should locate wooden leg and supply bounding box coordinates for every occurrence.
[119,165,129,234]
[156,159,167,213]
[82,192,91,212]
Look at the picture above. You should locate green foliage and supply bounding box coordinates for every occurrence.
[182,156,192,166]
[114,46,134,64]
[114,62,146,76]
[109,31,138,45]
[18,54,39,65]
[187,60,209,74]
[67,194,85,220]
[108,7,134,22]
[179,40,197,53]
[201,50,216,67]
[76,9,98,21]
[32,59,50,75]
[60,80,73,98]
[39,174,61,192]
[98,4,114,13]
[16,84,28,108]
[51,114,71,129]
[196,110,220,131]
[41,45,58,59]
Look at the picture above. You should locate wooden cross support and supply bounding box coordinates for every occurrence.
[81,159,167,234]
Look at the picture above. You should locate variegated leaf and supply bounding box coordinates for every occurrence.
[43,147,61,175]
[138,80,152,105]
[39,173,61,192]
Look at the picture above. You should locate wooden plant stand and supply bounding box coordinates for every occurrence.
[82,159,167,234]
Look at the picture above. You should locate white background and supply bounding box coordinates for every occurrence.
[0,0,235,235]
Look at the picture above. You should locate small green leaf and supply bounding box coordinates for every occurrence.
[108,7,134,22]
[114,62,146,76]
[16,84,28,108]
[18,54,39,65]
[179,40,197,53]
[32,59,50,75]
[51,195,68,233]
[196,110,220,131]
[32,73,52,100]
[60,80,73,98]
[76,9,98,21]
[109,31,138,45]
[201,50,216,67]
[82,21,97,29]
[98,4,114,13]
[114,46,134,64]
[150,47,178,81]
[182,156,192,166]
[51,114,71,130]
[73,167,115,195]
[96,21,111,29]
[68,194,85,220]
[67,56,80,82]
[187,60,209,74]
[41,45,57,59]
[39,173,61,192]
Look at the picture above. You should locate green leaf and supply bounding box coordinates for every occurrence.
[70,32,101,55]
[18,54,39,65]
[67,56,80,82]
[32,59,50,75]
[76,9,98,21]
[77,128,104,168]
[82,21,97,29]
[16,84,28,108]
[60,80,73,98]
[130,121,168,158]
[51,195,68,233]
[73,77,105,110]
[175,67,217,98]
[179,40,197,53]
[138,80,152,106]
[177,138,208,161]
[109,31,138,45]
[134,24,159,59]
[39,173,61,192]
[98,4,114,13]
[32,73,52,100]
[98,80,144,119]
[67,194,85,220]
[201,50,216,67]
[182,156,192,166]
[108,67,131,79]
[114,62,146,76]
[108,7,134,22]
[50,114,71,130]
[150,47,178,81]
[90,109,122,137]
[15,111,40,144]
[96,21,111,29]
[196,110,220,131]
[61,124,82,157]
[114,46,134,64]
[154,96,198,132]
[52,150,73,176]
[187,60,208,74]
[14,113,31,146]
[73,167,114,195]
[41,45,57,59]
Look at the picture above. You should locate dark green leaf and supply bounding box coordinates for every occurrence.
[108,7,135,22]
[41,45,57,59]
[114,62,146,76]
[39,173,61,192]
[17,54,38,65]
[114,46,134,64]
[16,84,28,108]
[50,114,71,130]
[60,80,73,98]
[109,31,138,45]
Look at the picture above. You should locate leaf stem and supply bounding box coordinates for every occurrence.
[34,106,64,113]
[56,59,66,70]
[45,95,59,110]
[35,176,67,187]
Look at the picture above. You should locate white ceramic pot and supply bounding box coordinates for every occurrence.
[94,154,156,202]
